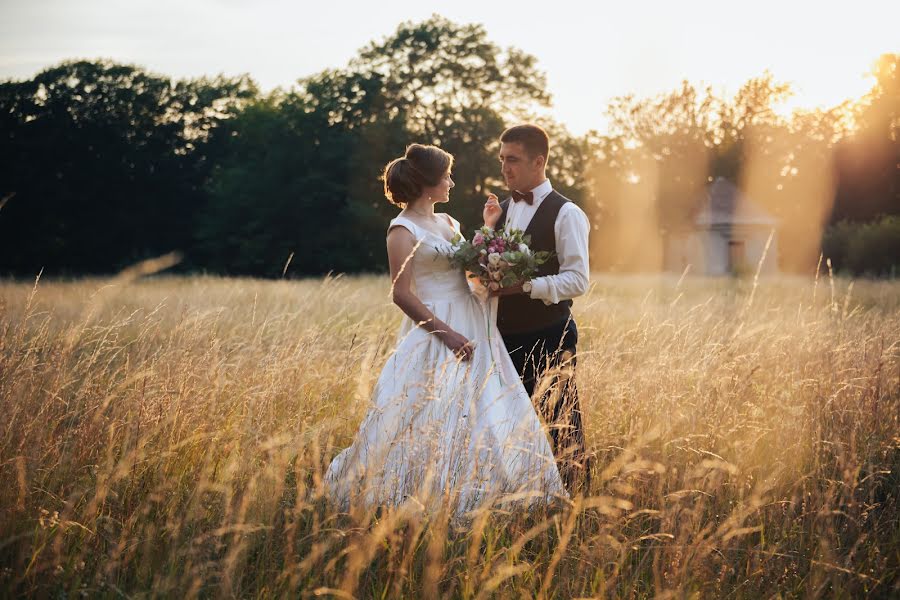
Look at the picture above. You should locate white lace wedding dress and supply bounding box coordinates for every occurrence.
[324,215,566,515]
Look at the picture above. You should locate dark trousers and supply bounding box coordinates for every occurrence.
[501,317,589,495]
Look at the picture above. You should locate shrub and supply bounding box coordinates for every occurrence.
[822,215,900,277]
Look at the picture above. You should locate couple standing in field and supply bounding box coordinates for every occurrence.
[325,124,592,515]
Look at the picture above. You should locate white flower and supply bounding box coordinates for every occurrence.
[488,252,501,266]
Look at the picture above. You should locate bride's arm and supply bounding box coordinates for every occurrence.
[387,227,474,361]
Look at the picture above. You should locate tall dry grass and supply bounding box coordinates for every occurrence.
[0,272,897,598]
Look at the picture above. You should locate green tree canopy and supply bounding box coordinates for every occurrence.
[196,15,575,276]
[0,59,255,275]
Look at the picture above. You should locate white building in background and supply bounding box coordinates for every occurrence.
[665,177,780,276]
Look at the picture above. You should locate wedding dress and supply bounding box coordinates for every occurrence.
[324,215,566,515]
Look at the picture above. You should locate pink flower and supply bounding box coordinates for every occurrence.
[473,232,485,246]
[495,239,506,252]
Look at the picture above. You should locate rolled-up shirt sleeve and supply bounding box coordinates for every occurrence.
[529,203,590,305]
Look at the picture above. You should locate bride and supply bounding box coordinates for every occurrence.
[324,143,566,515]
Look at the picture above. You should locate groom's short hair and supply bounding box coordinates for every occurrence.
[500,124,549,161]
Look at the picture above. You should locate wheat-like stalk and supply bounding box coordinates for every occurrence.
[0,273,897,598]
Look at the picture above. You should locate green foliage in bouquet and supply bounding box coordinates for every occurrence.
[445,226,554,291]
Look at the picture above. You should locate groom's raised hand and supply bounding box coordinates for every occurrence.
[489,282,526,297]
[483,192,501,229]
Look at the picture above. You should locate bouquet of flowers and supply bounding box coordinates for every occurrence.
[446,226,554,292]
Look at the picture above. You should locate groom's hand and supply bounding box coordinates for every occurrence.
[483,193,501,228]
[489,282,526,297]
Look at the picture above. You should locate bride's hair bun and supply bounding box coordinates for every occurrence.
[382,144,454,207]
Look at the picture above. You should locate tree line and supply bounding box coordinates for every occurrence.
[1,16,897,278]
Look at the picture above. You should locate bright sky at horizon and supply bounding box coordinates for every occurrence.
[1,0,897,135]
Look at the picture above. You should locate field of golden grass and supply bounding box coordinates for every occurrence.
[0,273,898,598]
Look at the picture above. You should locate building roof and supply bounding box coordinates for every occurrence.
[694,177,779,227]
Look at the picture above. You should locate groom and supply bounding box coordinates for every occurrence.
[489,124,591,495]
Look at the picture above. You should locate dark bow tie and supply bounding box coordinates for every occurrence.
[512,190,534,205]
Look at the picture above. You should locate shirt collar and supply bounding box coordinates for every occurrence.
[529,179,553,204]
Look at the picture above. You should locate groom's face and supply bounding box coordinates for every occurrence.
[499,141,545,193]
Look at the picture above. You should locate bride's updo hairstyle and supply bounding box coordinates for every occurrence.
[383,144,454,207]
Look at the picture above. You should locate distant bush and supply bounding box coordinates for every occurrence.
[822,215,900,277]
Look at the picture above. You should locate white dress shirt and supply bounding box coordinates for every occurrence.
[505,179,591,306]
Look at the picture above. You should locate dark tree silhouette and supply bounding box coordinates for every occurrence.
[0,60,255,276]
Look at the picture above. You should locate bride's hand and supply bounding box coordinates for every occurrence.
[483,193,501,229]
[439,329,475,361]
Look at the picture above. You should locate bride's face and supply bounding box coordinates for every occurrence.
[425,171,454,204]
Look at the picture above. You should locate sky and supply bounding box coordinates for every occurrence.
[1,0,897,135]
